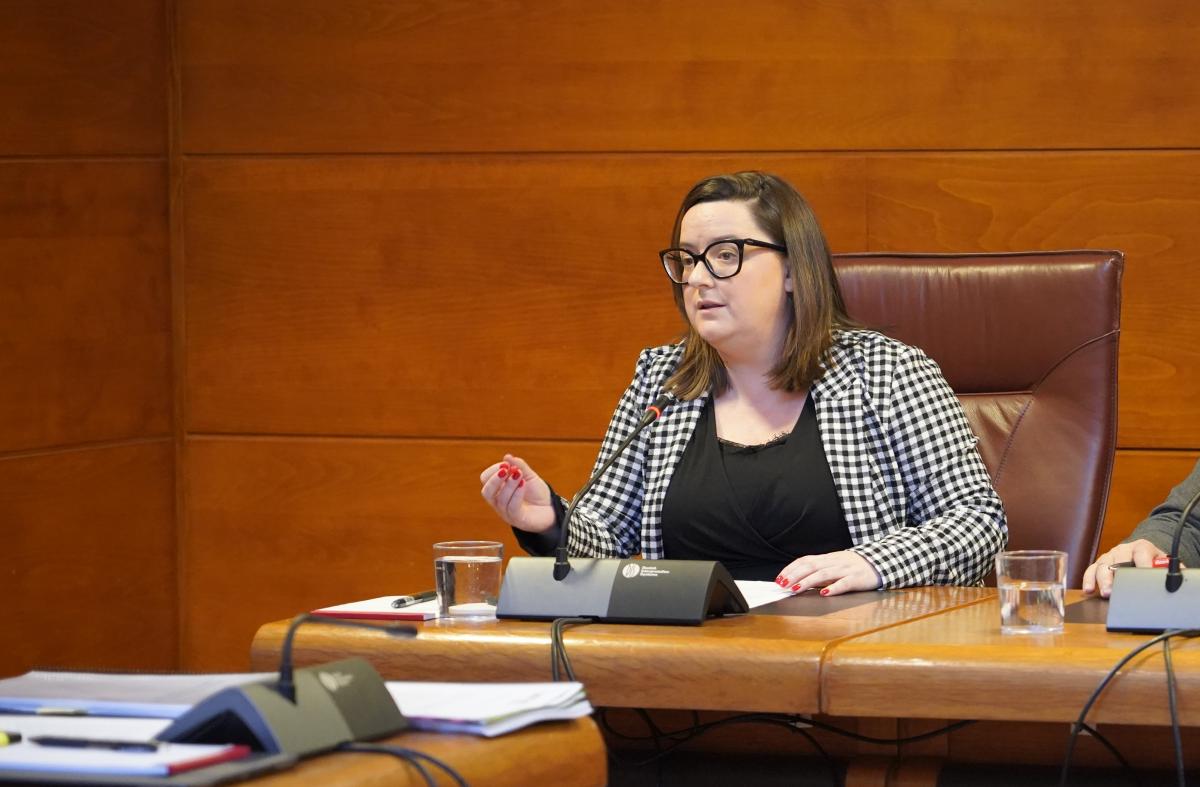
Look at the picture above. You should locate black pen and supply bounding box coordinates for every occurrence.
[392,590,438,608]
[30,736,159,752]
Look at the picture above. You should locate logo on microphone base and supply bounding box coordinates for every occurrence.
[318,671,355,692]
[621,563,671,579]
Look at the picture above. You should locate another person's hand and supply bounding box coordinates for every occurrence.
[479,454,556,534]
[775,551,880,597]
[1082,539,1169,598]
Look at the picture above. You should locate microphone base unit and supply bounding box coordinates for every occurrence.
[496,557,748,625]
[1106,568,1200,633]
[157,657,407,757]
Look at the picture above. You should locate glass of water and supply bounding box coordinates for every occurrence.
[996,550,1067,634]
[433,540,504,619]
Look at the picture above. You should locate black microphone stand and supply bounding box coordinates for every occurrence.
[553,393,674,581]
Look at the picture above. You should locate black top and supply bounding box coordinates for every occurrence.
[660,396,851,581]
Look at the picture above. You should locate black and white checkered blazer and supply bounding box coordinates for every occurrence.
[564,329,1008,588]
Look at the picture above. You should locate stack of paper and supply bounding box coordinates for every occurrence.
[0,741,250,777]
[0,670,273,718]
[387,681,592,737]
[734,579,802,609]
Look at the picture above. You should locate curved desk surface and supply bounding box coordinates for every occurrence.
[251,587,991,714]
[245,719,605,786]
[251,587,1199,725]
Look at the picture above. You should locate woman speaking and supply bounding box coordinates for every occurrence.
[480,171,1006,596]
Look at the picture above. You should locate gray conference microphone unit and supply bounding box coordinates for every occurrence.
[1107,489,1200,633]
[158,616,414,757]
[1106,568,1200,633]
[497,556,748,625]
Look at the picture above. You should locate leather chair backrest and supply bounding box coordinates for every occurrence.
[833,250,1123,587]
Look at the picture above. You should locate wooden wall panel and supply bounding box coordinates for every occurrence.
[0,0,165,155]
[179,0,1200,154]
[0,441,176,676]
[182,436,597,670]
[184,155,866,438]
[1098,449,1200,557]
[0,161,172,454]
[865,153,1200,449]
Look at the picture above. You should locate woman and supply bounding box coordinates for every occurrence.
[480,171,1007,596]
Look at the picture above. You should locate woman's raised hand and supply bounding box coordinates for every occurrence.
[479,454,556,533]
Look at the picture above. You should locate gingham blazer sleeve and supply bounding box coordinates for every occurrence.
[562,346,676,558]
[844,344,1008,587]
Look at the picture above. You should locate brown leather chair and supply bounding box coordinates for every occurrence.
[833,250,1123,587]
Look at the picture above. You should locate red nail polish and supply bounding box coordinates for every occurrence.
[518,479,525,488]
[819,588,830,596]
[511,469,522,480]
[1153,556,1170,568]
[498,468,508,479]
[791,583,801,591]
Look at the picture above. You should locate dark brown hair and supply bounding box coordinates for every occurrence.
[663,171,858,399]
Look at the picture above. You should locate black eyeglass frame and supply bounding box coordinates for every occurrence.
[658,238,788,283]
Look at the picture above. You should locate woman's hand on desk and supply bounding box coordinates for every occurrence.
[776,551,880,597]
[480,454,556,533]
[1082,539,1169,598]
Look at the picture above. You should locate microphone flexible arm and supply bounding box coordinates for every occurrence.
[1165,489,1200,593]
[277,613,417,702]
[553,393,675,581]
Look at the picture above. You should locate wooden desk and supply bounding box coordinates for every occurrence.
[250,586,990,713]
[250,588,1200,784]
[823,590,1200,726]
[245,719,605,786]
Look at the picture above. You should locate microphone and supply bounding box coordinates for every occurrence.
[277,613,416,702]
[159,614,415,756]
[553,392,675,581]
[1164,489,1200,593]
[1107,488,1200,632]
[496,391,749,625]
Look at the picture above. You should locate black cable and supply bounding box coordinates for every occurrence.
[598,708,974,748]
[792,726,840,787]
[617,715,841,787]
[1077,722,1141,787]
[338,742,433,786]
[339,741,469,787]
[802,716,974,745]
[1164,637,1184,787]
[549,617,591,682]
[598,709,983,787]
[1059,629,1200,787]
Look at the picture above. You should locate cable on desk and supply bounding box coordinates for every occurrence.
[1164,636,1185,787]
[1077,723,1141,787]
[338,741,470,787]
[1059,629,1200,787]
[549,617,592,682]
[599,711,843,787]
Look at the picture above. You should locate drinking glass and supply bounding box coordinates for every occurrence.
[995,550,1067,634]
[434,540,504,618]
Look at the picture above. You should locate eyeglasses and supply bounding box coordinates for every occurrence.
[659,238,787,284]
